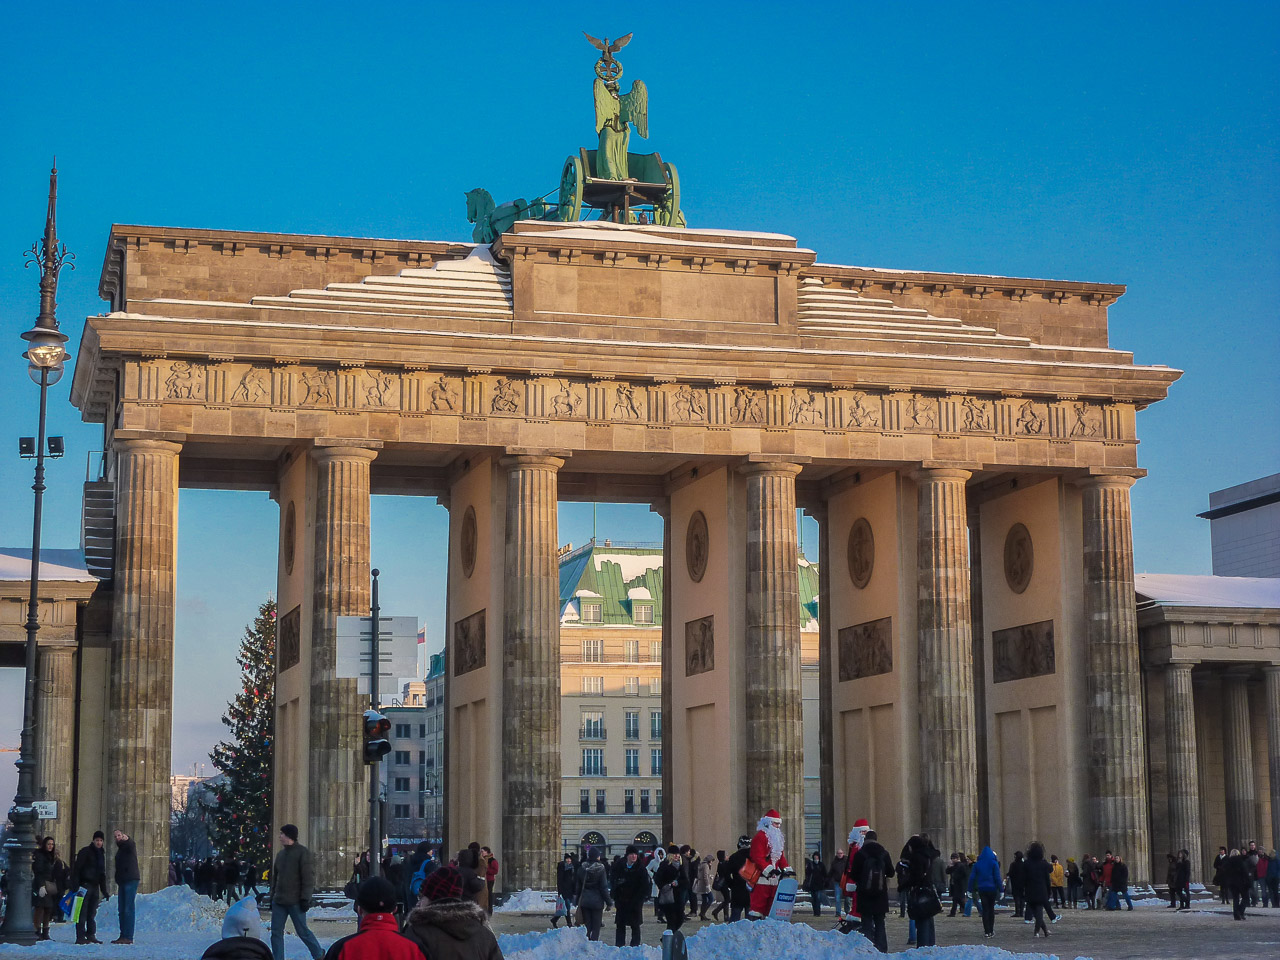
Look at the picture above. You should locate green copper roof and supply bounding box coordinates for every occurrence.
[558,540,819,626]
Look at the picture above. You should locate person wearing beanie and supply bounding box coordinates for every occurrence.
[321,877,420,960]
[71,830,110,945]
[199,895,272,960]
[269,825,323,960]
[403,865,504,960]
[612,845,649,946]
[574,846,613,941]
[112,829,141,945]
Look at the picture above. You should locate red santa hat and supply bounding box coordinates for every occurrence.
[764,809,782,823]
[847,818,872,846]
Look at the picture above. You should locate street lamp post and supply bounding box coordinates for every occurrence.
[0,166,72,946]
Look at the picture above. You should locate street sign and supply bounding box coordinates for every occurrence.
[335,615,418,696]
[33,800,57,819]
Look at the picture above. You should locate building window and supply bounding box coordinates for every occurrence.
[649,677,661,696]
[625,676,639,696]
[419,750,426,765]
[625,748,640,776]
[582,638,603,662]
[581,601,603,623]
[581,710,605,739]
[650,748,662,776]
[596,789,607,814]
[393,804,411,819]
[395,723,411,738]
[634,603,654,624]
[624,788,635,813]
[418,800,424,818]
[624,639,639,661]
[625,710,640,740]
[394,777,411,792]
[650,710,662,740]
[581,675,604,696]
[580,789,590,814]
[419,724,426,738]
[581,748,605,776]
[640,789,651,814]
[394,750,411,766]
[656,789,663,814]
[649,641,661,662]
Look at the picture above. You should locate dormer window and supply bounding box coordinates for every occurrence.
[581,601,603,623]
[633,603,654,624]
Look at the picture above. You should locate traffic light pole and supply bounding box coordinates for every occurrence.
[368,568,382,880]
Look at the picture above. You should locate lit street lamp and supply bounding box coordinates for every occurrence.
[0,166,73,945]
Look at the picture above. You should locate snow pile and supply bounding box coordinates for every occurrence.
[501,924,656,959]
[495,888,560,913]
[94,884,227,938]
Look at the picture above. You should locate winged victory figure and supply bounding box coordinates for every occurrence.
[585,31,648,180]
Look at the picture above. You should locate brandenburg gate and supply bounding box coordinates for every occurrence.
[67,218,1177,890]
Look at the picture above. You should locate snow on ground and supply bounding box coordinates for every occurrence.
[495,888,560,913]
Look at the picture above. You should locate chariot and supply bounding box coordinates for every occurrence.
[557,148,682,226]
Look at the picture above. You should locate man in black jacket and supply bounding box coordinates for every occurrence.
[849,831,893,953]
[1174,849,1192,910]
[901,833,940,948]
[112,830,141,944]
[71,831,110,945]
[1110,855,1133,911]
[1006,851,1026,919]
[725,837,752,922]
[611,845,649,946]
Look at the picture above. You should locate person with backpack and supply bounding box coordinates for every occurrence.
[968,846,1002,939]
[849,831,892,953]
[900,833,940,948]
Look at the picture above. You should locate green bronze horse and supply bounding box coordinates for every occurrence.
[465,188,550,243]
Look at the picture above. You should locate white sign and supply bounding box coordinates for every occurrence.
[33,800,58,820]
[335,616,419,696]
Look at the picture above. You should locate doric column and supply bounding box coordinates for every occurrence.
[1079,475,1150,879]
[35,645,76,837]
[742,460,805,851]
[1267,666,1280,851]
[1164,662,1203,881]
[914,468,978,857]
[308,443,377,888]
[107,436,180,892]
[1222,672,1257,847]
[500,453,564,890]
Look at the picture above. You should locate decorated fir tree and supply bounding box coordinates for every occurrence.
[209,597,276,869]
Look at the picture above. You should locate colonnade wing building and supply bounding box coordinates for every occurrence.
[68,219,1180,891]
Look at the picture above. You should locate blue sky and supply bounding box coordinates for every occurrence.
[0,1,1276,789]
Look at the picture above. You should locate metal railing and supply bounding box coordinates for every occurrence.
[578,765,607,776]
[579,727,607,741]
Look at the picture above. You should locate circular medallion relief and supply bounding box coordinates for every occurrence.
[1004,522,1034,594]
[686,510,709,583]
[460,505,478,579]
[283,501,296,576]
[847,517,874,589]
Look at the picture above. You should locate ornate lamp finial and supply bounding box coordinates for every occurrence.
[25,162,75,332]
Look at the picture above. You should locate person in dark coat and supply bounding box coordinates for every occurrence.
[1224,848,1251,920]
[31,836,60,940]
[725,837,752,922]
[552,853,578,928]
[653,847,687,931]
[113,829,141,944]
[802,852,828,917]
[709,849,731,921]
[1023,842,1053,938]
[611,845,649,946]
[900,833,940,949]
[575,848,612,942]
[827,849,848,919]
[946,853,970,917]
[71,831,110,945]
[455,846,487,912]
[270,824,323,960]
[1110,855,1133,910]
[403,866,505,960]
[1006,851,1026,919]
[849,831,893,953]
[1174,850,1192,910]
[1213,846,1229,902]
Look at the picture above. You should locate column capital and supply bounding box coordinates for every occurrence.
[1166,660,1197,674]
[1074,473,1139,491]
[910,466,972,484]
[499,453,566,472]
[112,435,182,456]
[738,456,806,478]
[312,439,381,463]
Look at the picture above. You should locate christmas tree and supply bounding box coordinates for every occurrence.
[209,597,275,869]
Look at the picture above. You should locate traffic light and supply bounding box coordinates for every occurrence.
[363,709,391,764]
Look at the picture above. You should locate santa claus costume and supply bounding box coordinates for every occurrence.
[746,810,791,918]
[841,818,872,921]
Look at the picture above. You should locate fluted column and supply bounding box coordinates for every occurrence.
[914,468,978,857]
[1079,475,1150,880]
[35,646,76,839]
[1267,666,1280,851]
[308,443,377,887]
[743,461,805,852]
[107,437,180,892]
[1164,662,1203,881]
[1222,672,1258,848]
[500,454,564,890]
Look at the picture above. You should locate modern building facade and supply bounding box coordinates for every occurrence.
[556,540,822,857]
[381,652,446,848]
[1199,473,1280,577]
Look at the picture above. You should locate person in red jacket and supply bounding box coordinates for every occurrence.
[746,810,792,918]
[482,847,500,917]
[323,877,420,960]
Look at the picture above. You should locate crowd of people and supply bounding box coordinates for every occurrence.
[170,856,263,904]
[1210,842,1279,919]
